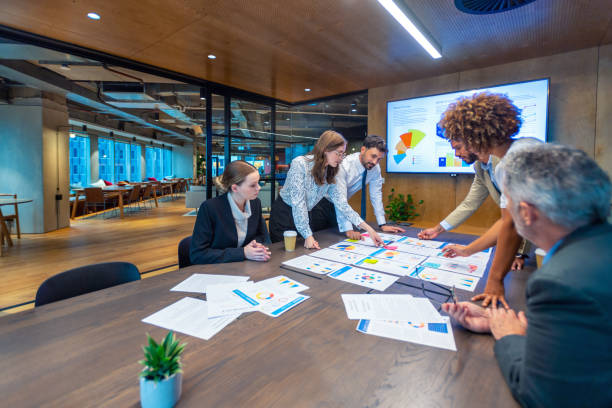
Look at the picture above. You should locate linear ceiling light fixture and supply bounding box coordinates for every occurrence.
[87,12,101,20]
[376,0,442,59]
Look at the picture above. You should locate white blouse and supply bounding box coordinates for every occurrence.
[279,155,363,238]
[227,192,251,247]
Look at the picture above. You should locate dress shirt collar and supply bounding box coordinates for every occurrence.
[227,192,251,221]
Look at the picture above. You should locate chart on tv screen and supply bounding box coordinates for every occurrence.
[386,79,549,174]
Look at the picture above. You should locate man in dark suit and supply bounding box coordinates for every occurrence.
[443,144,612,407]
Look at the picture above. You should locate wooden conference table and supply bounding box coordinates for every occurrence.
[71,183,162,219]
[0,228,530,407]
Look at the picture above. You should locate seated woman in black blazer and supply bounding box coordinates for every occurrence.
[190,160,271,264]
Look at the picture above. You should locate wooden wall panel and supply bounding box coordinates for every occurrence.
[368,46,609,229]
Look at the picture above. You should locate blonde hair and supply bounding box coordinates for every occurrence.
[308,130,346,185]
[214,160,258,193]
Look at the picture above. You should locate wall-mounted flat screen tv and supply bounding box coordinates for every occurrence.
[386,78,549,174]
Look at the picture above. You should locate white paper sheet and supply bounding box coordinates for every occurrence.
[232,276,310,318]
[281,255,348,275]
[258,293,310,317]
[341,294,444,322]
[392,243,445,257]
[356,317,457,351]
[170,274,250,293]
[397,237,447,249]
[361,232,406,242]
[342,238,393,248]
[328,265,398,291]
[328,241,378,256]
[142,297,239,341]
[408,266,480,292]
[206,282,260,317]
[310,248,368,264]
[420,256,486,277]
[353,256,422,276]
[254,275,309,293]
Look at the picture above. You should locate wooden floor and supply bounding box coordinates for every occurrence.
[0,198,487,314]
[0,197,196,312]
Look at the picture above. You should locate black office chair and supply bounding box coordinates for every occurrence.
[178,236,192,269]
[35,262,141,307]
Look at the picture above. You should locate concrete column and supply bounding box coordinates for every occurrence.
[140,142,146,181]
[0,89,70,233]
[89,134,99,183]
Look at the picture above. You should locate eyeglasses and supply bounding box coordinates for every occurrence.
[331,150,346,159]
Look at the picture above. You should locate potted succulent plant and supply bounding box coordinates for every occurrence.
[139,331,186,408]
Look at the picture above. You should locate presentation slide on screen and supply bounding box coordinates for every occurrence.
[386,79,549,174]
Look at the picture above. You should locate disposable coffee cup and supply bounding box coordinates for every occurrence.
[283,230,297,252]
[535,248,546,268]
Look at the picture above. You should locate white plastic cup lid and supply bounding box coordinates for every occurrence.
[283,230,297,237]
[535,248,547,256]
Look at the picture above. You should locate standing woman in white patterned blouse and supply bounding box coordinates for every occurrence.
[269,130,384,249]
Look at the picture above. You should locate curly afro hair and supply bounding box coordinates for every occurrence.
[437,92,522,153]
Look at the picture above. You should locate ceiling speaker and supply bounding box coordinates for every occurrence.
[455,0,537,14]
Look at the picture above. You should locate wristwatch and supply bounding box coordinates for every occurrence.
[515,253,529,259]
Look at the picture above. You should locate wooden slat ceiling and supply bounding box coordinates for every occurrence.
[0,0,611,103]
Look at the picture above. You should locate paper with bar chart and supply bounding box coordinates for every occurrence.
[353,256,421,276]
[356,317,456,351]
[409,266,479,292]
[328,265,398,291]
[281,255,348,275]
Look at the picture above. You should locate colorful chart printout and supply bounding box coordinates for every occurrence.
[353,257,420,276]
[328,265,398,291]
[370,247,428,264]
[356,317,456,351]
[409,267,479,292]
[421,256,486,278]
[281,255,348,275]
[309,248,368,264]
[328,242,377,256]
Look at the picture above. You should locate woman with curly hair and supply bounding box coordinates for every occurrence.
[438,92,541,309]
[269,130,383,249]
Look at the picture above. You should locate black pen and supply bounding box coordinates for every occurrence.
[452,285,458,304]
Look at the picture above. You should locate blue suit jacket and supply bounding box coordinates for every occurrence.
[190,193,268,264]
[494,221,612,407]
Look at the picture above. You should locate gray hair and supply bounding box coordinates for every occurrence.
[502,144,611,230]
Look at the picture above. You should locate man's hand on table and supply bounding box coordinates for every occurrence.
[487,305,527,340]
[441,301,491,334]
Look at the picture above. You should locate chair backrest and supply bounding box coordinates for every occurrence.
[35,262,141,307]
[128,184,141,201]
[141,185,152,199]
[84,187,104,202]
[178,236,192,268]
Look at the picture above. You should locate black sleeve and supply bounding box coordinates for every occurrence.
[253,199,271,244]
[189,201,245,264]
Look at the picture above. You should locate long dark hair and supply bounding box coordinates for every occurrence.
[308,130,346,185]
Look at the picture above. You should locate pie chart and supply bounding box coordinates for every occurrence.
[394,129,426,164]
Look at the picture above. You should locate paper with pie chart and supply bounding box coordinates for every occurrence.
[399,237,446,249]
[328,241,377,256]
[392,243,445,257]
[352,256,420,276]
[409,266,480,292]
[356,317,456,351]
[342,238,394,248]
[328,265,398,291]
[361,232,406,242]
[232,276,311,318]
[282,254,349,275]
[370,247,428,264]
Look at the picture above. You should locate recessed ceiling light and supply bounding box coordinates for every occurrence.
[351,108,357,112]
[69,133,76,138]
[304,88,311,92]
[208,54,216,60]
[87,12,101,20]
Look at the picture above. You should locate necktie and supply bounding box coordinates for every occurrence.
[361,169,367,219]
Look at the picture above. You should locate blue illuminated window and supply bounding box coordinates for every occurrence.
[69,136,90,187]
[98,138,114,182]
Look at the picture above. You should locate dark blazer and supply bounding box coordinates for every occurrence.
[494,221,612,408]
[190,193,269,264]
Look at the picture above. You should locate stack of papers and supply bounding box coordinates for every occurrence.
[341,294,456,351]
[143,274,311,341]
[281,254,348,275]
